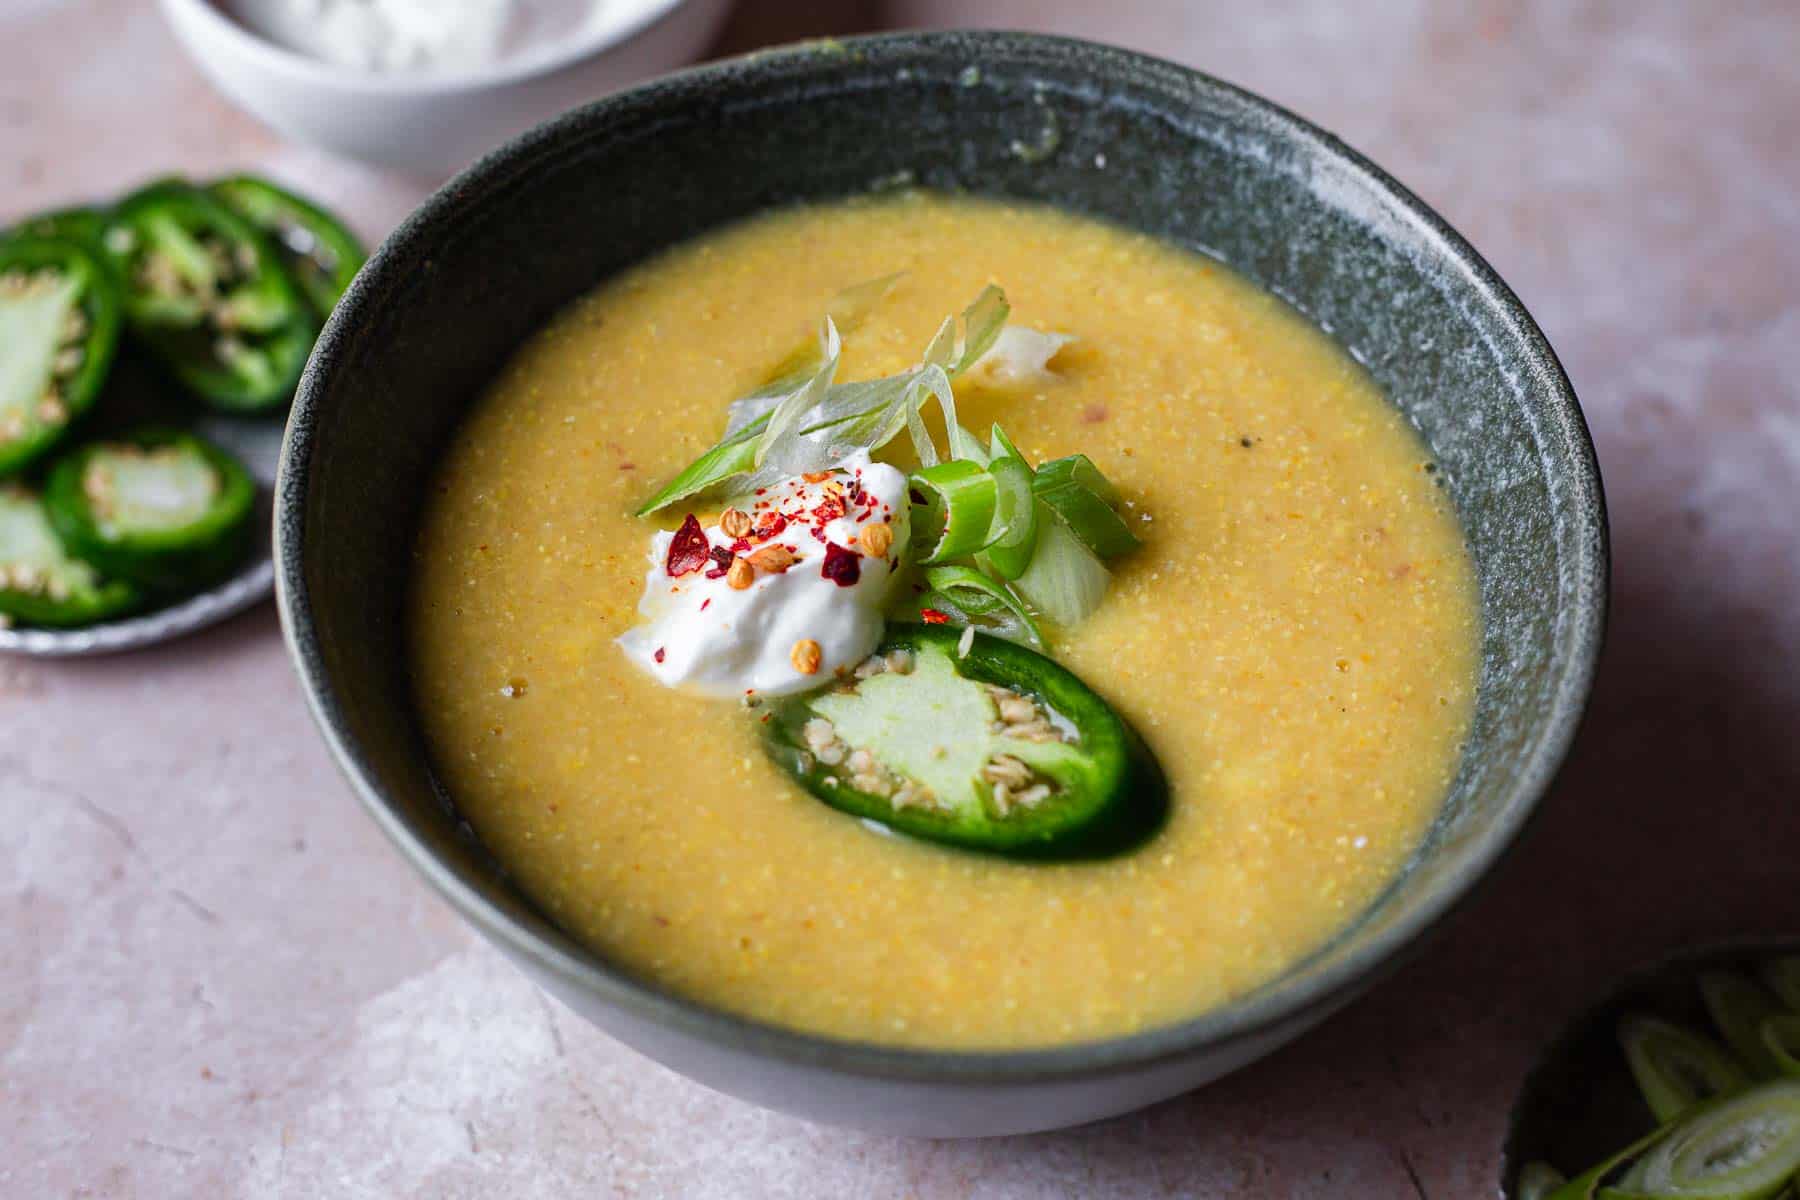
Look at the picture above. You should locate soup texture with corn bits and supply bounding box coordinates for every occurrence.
[408,192,1479,1049]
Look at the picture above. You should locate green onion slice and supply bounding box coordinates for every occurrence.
[1518,1161,1567,1200]
[981,453,1039,580]
[1762,958,1800,1013]
[921,564,1043,647]
[1612,1079,1800,1198]
[1013,508,1110,628]
[1762,1015,1800,1078]
[1543,1124,1675,1200]
[1032,454,1141,558]
[910,461,998,564]
[1620,1015,1751,1123]
[1703,971,1788,1079]
[988,423,1025,463]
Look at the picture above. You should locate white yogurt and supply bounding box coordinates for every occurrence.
[229,0,600,74]
[618,453,910,698]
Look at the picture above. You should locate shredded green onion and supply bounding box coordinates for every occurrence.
[921,564,1042,647]
[1033,454,1141,558]
[1620,1015,1751,1123]
[981,453,1039,580]
[754,318,842,466]
[910,461,997,564]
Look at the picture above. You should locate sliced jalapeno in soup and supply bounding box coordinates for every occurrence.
[763,624,1165,858]
[45,430,255,591]
[0,484,138,627]
[211,175,366,319]
[0,237,122,477]
[101,180,316,413]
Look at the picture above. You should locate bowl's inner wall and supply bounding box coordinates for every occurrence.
[294,37,1595,1028]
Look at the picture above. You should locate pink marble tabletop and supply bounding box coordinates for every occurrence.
[4,2,1797,1196]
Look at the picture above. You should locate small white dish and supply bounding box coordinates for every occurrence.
[158,0,735,175]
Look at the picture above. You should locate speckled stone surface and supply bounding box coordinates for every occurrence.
[2,1,1796,1196]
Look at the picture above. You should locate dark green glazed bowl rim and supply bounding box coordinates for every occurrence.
[276,31,1608,1085]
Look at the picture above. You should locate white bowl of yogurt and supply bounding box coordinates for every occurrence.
[159,0,735,175]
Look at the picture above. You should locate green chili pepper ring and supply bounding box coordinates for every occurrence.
[763,623,1166,858]
[45,430,256,591]
[211,174,367,320]
[102,180,317,413]
[0,237,123,477]
[0,485,139,628]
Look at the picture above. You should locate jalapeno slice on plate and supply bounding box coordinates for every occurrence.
[763,624,1166,858]
[211,175,366,320]
[5,207,111,256]
[101,180,317,413]
[0,237,122,477]
[44,430,255,591]
[0,484,138,627]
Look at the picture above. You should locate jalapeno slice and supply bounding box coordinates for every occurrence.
[0,237,122,477]
[0,484,138,627]
[44,430,255,591]
[6,207,110,256]
[211,175,365,320]
[101,180,316,413]
[762,624,1166,858]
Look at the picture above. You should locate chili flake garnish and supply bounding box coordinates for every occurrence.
[704,545,734,579]
[754,512,788,540]
[821,542,861,588]
[919,608,952,625]
[654,647,667,663]
[665,514,710,578]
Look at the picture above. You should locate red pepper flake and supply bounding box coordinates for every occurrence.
[821,542,862,587]
[920,607,952,625]
[700,598,711,611]
[654,647,667,662]
[729,538,752,554]
[754,512,787,540]
[665,514,709,577]
[813,494,846,524]
[704,545,734,579]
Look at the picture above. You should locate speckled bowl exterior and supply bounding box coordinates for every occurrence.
[275,31,1608,1137]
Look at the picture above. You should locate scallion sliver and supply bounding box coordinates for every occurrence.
[1032,454,1140,558]
[910,460,998,564]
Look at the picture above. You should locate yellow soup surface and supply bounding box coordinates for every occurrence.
[409,193,1480,1049]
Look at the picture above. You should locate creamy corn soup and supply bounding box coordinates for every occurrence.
[409,193,1479,1048]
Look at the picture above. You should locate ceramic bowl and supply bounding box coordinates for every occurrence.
[1502,937,1800,1196]
[275,31,1609,1137]
[158,0,735,175]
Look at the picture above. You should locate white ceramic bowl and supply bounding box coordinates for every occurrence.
[158,0,735,175]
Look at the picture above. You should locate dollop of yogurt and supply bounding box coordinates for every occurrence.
[618,452,910,698]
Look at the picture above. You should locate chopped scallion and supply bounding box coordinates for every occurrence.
[981,453,1039,580]
[921,564,1042,647]
[910,460,997,564]
[1033,454,1141,558]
